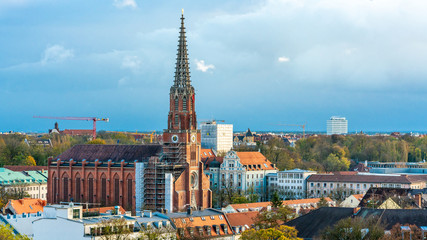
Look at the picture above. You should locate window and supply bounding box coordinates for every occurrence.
[310,183,314,187]
[73,209,80,219]
[183,96,187,111]
[174,97,179,111]
[175,114,179,126]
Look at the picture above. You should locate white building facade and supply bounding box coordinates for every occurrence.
[327,116,348,135]
[205,151,278,200]
[200,121,233,153]
[270,169,317,199]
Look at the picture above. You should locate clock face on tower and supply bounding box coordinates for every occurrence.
[191,134,196,143]
[171,135,179,143]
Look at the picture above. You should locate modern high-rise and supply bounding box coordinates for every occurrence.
[327,116,348,135]
[200,121,233,153]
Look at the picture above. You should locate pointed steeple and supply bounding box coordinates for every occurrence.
[173,10,191,89]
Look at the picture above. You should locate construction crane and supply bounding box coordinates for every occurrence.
[273,123,306,138]
[34,116,109,139]
[149,130,155,143]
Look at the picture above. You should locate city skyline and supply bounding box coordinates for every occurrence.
[1,0,427,133]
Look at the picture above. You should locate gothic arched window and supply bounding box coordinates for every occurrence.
[174,97,179,111]
[183,96,187,111]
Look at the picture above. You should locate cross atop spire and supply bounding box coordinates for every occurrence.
[173,10,191,89]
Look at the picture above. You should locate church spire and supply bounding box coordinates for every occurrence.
[173,10,191,88]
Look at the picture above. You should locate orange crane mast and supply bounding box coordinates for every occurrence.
[34,116,109,139]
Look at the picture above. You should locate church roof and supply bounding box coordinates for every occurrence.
[245,128,253,137]
[55,144,162,162]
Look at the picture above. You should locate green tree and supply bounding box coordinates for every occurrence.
[0,224,30,240]
[320,217,384,240]
[87,139,106,145]
[254,206,295,229]
[317,197,329,208]
[270,191,283,208]
[241,225,302,240]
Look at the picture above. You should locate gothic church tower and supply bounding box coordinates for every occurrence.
[162,11,211,211]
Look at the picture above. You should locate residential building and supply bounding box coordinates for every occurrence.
[339,194,364,208]
[222,198,335,215]
[267,169,316,199]
[200,121,233,153]
[47,13,212,213]
[233,128,256,147]
[0,211,43,238]
[358,187,425,209]
[326,116,348,135]
[307,172,427,199]
[0,168,48,200]
[225,211,258,237]
[205,151,277,199]
[32,204,139,240]
[3,198,46,215]
[166,208,234,240]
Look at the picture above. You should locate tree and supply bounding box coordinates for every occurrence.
[320,217,384,240]
[87,139,106,145]
[24,156,36,166]
[138,225,175,240]
[254,206,295,229]
[317,197,329,208]
[270,191,283,208]
[381,224,422,240]
[0,224,30,240]
[96,218,134,240]
[240,225,302,240]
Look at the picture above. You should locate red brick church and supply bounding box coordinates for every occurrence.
[47,12,211,212]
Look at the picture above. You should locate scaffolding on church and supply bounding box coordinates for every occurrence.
[142,143,188,211]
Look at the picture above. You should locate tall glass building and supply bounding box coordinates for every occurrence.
[327,116,348,135]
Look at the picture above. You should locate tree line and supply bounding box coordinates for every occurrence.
[0,131,143,167]
[259,134,427,172]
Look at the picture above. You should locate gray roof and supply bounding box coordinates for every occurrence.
[286,207,427,239]
[165,209,223,219]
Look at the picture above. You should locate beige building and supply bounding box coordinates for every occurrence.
[307,173,427,199]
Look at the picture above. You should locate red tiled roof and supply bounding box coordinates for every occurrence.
[200,149,216,158]
[307,173,427,184]
[84,206,126,215]
[229,198,334,211]
[172,214,233,238]
[226,211,258,227]
[235,152,277,171]
[5,198,46,214]
[60,129,93,135]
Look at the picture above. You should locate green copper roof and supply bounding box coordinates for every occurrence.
[0,168,47,185]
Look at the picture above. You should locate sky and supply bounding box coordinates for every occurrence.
[1,0,427,133]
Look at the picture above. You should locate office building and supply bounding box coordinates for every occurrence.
[327,116,348,135]
[200,121,233,153]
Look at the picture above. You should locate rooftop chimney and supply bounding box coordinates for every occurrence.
[187,207,193,215]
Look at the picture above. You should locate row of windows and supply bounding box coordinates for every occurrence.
[278,173,304,179]
[309,182,402,189]
[278,180,302,184]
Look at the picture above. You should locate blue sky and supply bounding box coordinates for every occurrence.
[1,0,427,133]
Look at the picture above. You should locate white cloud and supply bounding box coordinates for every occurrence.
[278,56,290,62]
[121,56,141,71]
[195,59,215,72]
[41,45,74,64]
[118,77,127,86]
[113,0,137,9]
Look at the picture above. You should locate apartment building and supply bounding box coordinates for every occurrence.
[267,169,316,199]
[0,168,48,200]
[205,151,277,198]
[307,172,427,199]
